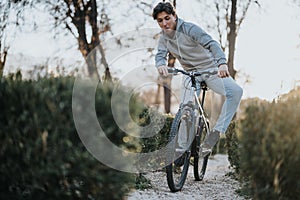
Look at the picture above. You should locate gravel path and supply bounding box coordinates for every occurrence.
[127,154,244,200]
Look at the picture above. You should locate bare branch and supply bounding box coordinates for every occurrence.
[133,0,156,16]
[236,0,251,33]
[225,1,230,25]
[65,22,77,38]
[215,3,223,49]
[254,0,261,8]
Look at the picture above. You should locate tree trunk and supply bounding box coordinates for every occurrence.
[98,42,112,82]
[227,0,237,79]
[155,83,161,109]
[163,77,172,113]
[0,62,4,77]
[0,50,7,77]
[85,47,99,80]
[163,53,176,113]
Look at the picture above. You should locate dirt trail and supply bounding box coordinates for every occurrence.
[127,154,245,200]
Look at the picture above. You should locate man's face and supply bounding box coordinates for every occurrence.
[156,11,177,34]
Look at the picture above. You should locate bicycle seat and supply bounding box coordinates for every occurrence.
[200,81,208,90]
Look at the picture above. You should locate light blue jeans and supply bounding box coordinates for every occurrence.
[180,69,243,134]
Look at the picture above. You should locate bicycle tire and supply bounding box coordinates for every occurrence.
[193,118,209,181]
[166,107,195,192]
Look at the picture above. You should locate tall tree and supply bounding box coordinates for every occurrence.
[44,0,112,80]
[0,0,32,77]
[196,0,260,79]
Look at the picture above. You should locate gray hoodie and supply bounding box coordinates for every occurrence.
[155,18,227,71]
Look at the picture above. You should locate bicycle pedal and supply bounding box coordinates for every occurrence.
[200,148,212,158]
[174,166,182,174]
[174,153,186,167]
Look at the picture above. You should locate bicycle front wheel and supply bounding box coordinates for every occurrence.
[193,118,209,181]
[166,108,195,192]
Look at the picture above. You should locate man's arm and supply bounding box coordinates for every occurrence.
[155,36,169,76]
[188,25,229,77]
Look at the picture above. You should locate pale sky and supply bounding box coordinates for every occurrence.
[234,0,300,100]
[6,0,300,101]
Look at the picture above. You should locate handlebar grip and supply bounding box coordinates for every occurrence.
[167,68,178,74]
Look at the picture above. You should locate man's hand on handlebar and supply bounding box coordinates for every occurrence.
[157,65,169,77]
[218,64,230,78]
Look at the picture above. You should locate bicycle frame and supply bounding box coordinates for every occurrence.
[190,74,210,136]
[170,67,214,134]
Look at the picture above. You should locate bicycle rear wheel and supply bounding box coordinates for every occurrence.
[193,118,209,181]
[166,107,195,192]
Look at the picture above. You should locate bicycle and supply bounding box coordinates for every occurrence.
[165,67,217,192]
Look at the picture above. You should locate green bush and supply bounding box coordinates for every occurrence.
[0,74,143,199]
[136,109,173,171]
[239,95,300,199]
[224,121,241,174]
[138,109,173,153]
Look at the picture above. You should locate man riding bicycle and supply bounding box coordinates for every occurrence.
[152,2,243,156]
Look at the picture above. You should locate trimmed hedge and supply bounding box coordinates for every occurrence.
[138,109,173,153]
[239,94,300,199]
[0,74,143,199]
[224,121,240,173]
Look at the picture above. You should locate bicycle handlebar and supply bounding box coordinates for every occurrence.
[167,68,217,77]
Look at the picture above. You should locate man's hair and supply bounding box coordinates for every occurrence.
[152,2,176,20]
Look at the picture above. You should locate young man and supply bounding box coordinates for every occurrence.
[152,2,243,156]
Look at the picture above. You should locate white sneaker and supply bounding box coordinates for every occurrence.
[174,149,187,167]
[200,129,220,157]
[200,143,212,157]
[175,147,187,153]
[204,129,220,146]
